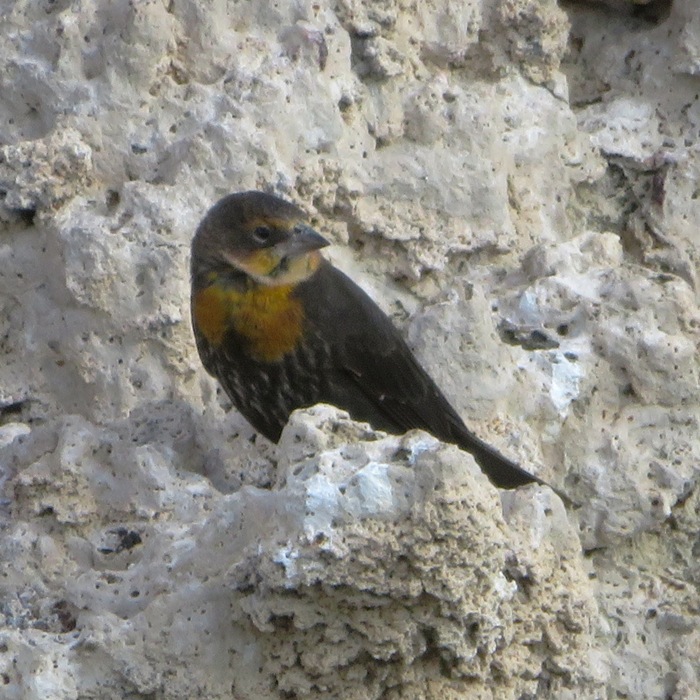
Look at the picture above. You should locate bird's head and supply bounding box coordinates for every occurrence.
[192,191,330,286]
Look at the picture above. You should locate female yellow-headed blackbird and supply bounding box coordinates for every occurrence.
[191,191,542,489]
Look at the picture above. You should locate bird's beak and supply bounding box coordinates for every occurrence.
[282,223,330,256]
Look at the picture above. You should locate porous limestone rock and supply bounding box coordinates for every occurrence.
[1,0,699,698]
[1,407,598,699]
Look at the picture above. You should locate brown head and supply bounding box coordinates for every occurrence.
[191,191,330,286]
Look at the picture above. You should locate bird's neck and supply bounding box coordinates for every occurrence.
[193,252,324,291]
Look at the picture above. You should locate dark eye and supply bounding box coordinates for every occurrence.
[253,226,272,244]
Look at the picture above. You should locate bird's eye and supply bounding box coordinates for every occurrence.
[253,226,272,244]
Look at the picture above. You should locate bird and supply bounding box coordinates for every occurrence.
[190,190,543,489]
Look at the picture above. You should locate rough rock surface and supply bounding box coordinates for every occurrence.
[1,0,698,698]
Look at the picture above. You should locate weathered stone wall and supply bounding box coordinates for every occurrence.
[0,0,697,698]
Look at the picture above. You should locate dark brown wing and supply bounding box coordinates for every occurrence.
[297,261,541,489]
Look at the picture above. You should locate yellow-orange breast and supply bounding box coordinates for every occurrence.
[192,280,305,363]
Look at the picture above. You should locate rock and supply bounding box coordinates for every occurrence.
[1,0,700,698]
[1,408,599,699]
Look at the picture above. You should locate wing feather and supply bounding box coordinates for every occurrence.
[297,262,541,489]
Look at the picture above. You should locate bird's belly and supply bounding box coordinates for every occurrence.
[215,342,329,442]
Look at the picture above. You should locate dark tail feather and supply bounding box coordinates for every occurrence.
[459,431,541,488]
[456,428,574,504]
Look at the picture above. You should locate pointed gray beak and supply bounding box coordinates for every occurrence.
[282,223,330,256]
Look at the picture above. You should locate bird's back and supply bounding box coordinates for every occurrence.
[294,261,540,488]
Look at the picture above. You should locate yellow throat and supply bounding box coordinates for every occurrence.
[193,252,321,362]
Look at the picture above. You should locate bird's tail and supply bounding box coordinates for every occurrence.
[453,424,573,504]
